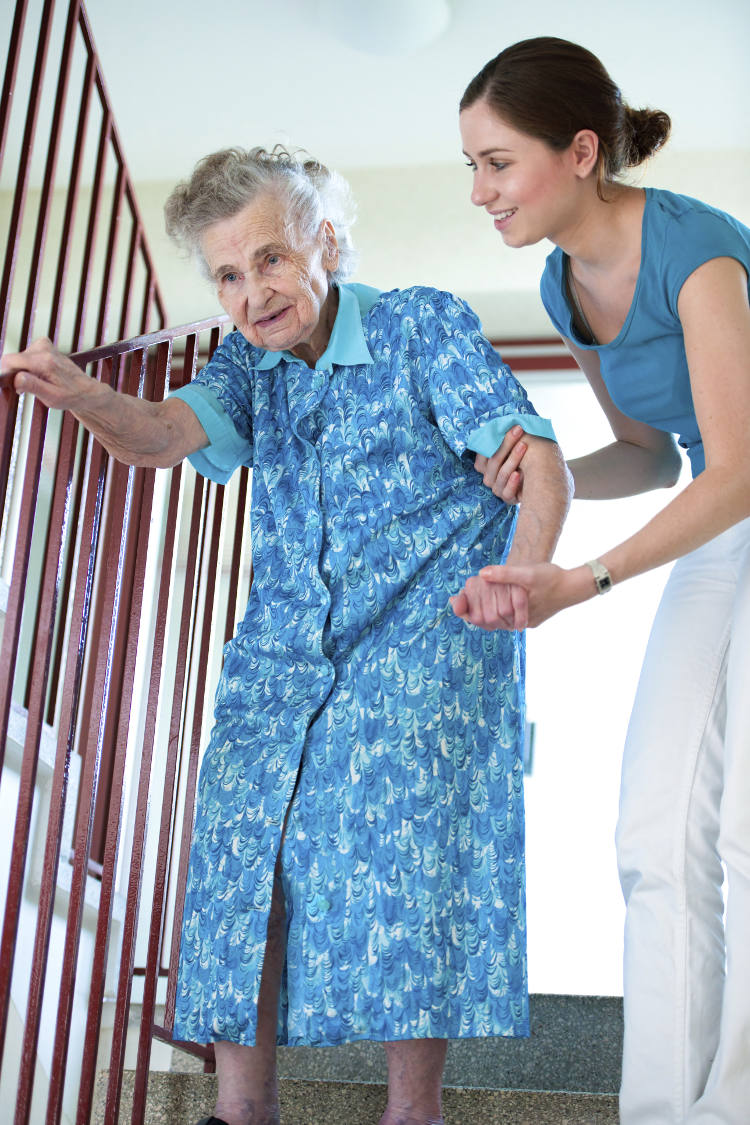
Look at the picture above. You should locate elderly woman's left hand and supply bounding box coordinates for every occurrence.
[450,574,530,630]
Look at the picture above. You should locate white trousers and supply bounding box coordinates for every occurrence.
[616,517,750,1124]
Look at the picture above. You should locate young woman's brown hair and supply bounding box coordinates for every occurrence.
[460,36,671,198]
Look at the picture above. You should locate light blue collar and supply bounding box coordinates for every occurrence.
[255,283,381,372]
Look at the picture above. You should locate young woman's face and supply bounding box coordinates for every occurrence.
[460,99,585,248]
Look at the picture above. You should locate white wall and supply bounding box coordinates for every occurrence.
[4,145,749,346]
[519,375,691,994]
[120,145,750,340]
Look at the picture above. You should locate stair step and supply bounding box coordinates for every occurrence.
[104,1071,619,1125]
[167,995,623,1095]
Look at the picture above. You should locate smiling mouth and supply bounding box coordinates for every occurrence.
[492,208,517,225]
[255,307,290,327]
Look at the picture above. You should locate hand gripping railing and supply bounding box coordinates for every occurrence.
[0,315,257,1125]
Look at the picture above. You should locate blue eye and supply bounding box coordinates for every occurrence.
[222,272,239,283]
[490,161,508,171]
[266,254,281,267]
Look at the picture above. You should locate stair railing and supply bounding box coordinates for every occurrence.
[0,317,255,1125]
[0,2,243,1123]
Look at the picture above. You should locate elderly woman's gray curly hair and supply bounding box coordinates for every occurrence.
[164,146,358,284]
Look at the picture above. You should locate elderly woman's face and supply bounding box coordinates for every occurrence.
[200,194,338,361]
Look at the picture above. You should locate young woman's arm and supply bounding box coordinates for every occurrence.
[563,341,684,498]
[475,344,682,504]
[597,255,750,573]
[1,338,208,468]
[475,255,750,625]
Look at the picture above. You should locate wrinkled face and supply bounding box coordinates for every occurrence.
[459,99,582,248]
[200,194,337,358]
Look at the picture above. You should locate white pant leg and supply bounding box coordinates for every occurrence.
[689,523,750,1124]
[616,518,750,1125]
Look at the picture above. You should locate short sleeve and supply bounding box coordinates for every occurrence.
[420,289,557,458]
[169,330,254,483]
[663,207,750,315]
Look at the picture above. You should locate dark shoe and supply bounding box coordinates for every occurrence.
[195,1118,230,1125]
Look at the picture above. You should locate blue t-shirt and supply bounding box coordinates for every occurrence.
[541,188,750,477]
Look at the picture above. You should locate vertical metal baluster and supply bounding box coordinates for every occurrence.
[131,471,228,1122]
[100,460,184,1125]
[74,344,166,1125]
[19,0,84,351]
[10,413,82,1123]
[0,0,57,352]
[125,473,207,1124]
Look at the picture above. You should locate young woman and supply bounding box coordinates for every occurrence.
[455,36,750,1125]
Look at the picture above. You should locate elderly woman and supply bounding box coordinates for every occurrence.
[3,147,570,1125]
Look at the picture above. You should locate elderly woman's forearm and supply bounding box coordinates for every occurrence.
[71,384,206,468]
[4,338,206,467]
[506,442,572,564]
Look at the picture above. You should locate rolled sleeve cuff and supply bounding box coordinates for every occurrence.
[170,384,252,484]
[465,412,557,457]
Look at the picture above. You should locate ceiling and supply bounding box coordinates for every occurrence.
[72,0,749,183]
[1,0,748,342]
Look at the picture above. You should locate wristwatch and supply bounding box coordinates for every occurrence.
[586,559,613,595]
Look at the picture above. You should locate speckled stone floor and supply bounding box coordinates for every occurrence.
[168,995,623,1096]
[104,1071,620,1124]
[94,995,623,1123]
[274,996,623,1095]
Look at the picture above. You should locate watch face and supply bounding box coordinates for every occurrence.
[588,560,612,594]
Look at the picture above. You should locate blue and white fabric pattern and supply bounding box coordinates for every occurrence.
[170,283,555,1048]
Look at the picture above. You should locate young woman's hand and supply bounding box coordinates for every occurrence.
[474,425,527,503]
[476,562,596,628]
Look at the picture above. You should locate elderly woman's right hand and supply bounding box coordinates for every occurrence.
[475,424,527,503]
[1,337,92,411]
[2,337,207,469]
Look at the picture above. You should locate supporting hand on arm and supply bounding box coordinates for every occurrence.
[451,434,573,629]
[1,337,207,468]
[473,353,683,506]
[473,423,529,503]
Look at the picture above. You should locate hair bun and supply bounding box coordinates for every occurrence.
[623,106,671,167]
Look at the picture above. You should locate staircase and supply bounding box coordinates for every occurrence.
[2,6,625,1124]
[94,994,622,1124]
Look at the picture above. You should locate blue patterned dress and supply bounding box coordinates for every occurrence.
[170,283,555,1048]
